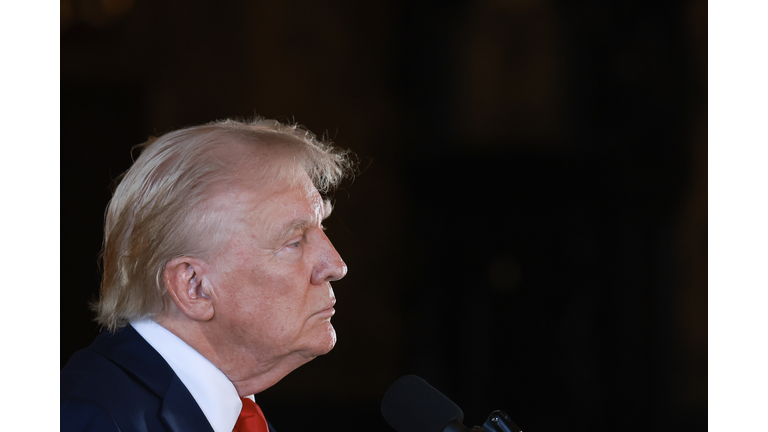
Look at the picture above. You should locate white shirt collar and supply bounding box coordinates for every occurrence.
[130,319,249,432]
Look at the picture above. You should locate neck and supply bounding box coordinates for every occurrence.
[155,312,313,397]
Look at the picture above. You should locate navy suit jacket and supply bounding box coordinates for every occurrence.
[61,325,276,432]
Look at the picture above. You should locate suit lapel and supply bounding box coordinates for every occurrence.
[93,325,176,396]
[94,325,215,432]
[161,375,215,432]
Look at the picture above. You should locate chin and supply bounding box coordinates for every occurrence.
[317,323,337,355]
[298,322,337,360]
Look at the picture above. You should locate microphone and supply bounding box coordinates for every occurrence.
[381,375,467,432]
[380,375,522,432]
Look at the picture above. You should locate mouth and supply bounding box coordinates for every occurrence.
[315,298,336,317]
[315,297,336,318]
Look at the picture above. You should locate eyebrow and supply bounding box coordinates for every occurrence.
[271,201,333,244]
[272,219,313,244]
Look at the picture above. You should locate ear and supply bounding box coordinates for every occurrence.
[163,257,215,321]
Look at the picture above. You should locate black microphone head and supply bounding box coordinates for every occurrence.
[381,375,465,432]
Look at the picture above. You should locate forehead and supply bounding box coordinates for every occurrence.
[226,170,325,240]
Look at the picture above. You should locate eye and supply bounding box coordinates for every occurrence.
[285,235,303,248]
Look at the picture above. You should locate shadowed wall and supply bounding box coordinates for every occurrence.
[61,0,707,431]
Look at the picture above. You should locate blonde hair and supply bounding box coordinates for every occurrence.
[94,118,353,331]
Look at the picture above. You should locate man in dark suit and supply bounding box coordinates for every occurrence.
[61,118,353,432]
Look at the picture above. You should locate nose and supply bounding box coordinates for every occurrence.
[311,229,347,285]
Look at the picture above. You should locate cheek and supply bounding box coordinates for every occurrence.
[228,272,302,324]
[213,266,272,320]
[214,246,314,319]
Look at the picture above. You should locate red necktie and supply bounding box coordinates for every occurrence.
[234,397,269,432]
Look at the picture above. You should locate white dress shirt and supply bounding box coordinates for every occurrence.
[131,319,253,432]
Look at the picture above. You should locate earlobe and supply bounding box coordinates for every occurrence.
[164,257,215,321]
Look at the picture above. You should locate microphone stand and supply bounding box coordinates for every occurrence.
[444,410,522,432]
[479,410,521,432]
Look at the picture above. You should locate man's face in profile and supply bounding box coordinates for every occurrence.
[203,169,347,367]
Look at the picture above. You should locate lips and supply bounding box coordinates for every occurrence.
[315,298,336,316]
[326,297,337,311]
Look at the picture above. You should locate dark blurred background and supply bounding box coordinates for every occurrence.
[60,0,707,431]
